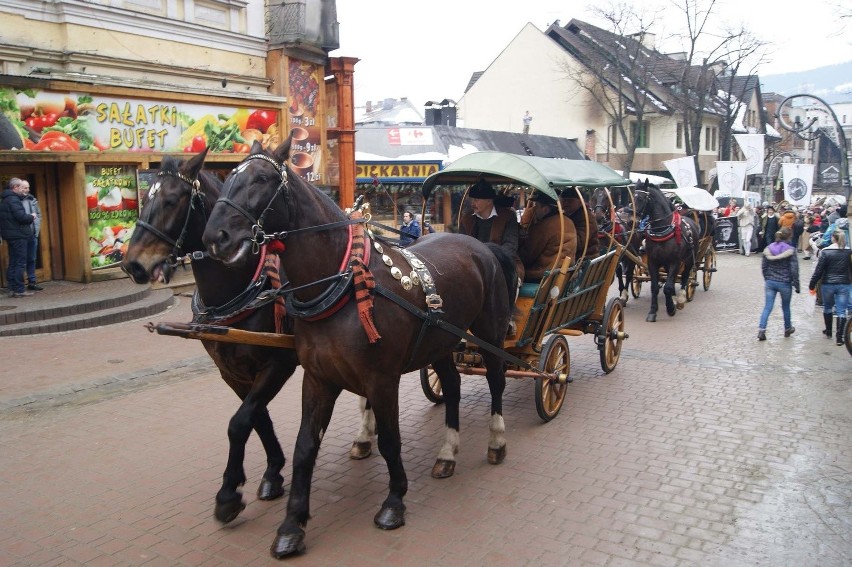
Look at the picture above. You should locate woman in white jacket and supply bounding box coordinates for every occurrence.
[736,202,756,256]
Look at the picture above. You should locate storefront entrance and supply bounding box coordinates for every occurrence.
[0,165,55,288]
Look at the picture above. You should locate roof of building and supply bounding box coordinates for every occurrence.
[545,18,728,117]
[354,125,586,164]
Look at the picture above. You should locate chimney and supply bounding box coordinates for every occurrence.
[629,31,655,49]
[366,100,372,113]
[585,129,596,160]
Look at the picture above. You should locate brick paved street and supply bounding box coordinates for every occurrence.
[0,252,849,566]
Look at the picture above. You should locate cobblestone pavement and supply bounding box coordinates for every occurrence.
[0,252,849,566]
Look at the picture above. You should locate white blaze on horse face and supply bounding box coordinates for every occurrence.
[489,414,506,451]
[436,428,459,461]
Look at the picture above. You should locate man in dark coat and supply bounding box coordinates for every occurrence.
[518,191,577,281]
[460,178,523,280]
[0,177,37,297]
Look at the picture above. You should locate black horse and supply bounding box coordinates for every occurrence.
[590,186,640,302]
[202,136,517,558]
[121,151,375,526]
[632,180,699,322]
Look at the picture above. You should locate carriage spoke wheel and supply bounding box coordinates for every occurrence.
[535,335,570,422]
[630,272,643,298]
[702,248,716,291]
[685,270,697,302]
[599,297,625,373]
[419,366,444,404]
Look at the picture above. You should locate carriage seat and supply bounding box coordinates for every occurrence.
[518,281,540,298]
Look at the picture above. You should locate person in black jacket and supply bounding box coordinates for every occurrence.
[0,177,37,297]
[809,229,852,345]
[758,227,799,341]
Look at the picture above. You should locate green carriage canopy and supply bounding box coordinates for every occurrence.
[421,152,631,200]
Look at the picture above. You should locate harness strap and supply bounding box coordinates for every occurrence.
[373,283,539,373]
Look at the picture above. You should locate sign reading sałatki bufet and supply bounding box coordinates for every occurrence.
[0,87,280,153]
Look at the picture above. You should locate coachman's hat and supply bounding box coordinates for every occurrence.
[468,179,497,200]
[530,191,556,205]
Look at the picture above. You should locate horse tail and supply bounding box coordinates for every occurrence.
[484,242,517,308]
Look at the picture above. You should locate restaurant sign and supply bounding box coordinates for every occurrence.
[357,161,441,183]
[0,87,280,153]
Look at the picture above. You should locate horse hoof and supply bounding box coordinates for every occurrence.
[374,505,406,530]
[487,445,506,465]
[214,496,246,524]
[270,530,306,558]
[431,459,456,478]
[257,478,285,501]
[667,306,677,316]
[349,441,372,460]
[646,314,657,322]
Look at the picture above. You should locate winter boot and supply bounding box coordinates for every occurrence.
[757,330,766,341]
[836,318,847,346]
[823,313,833,338]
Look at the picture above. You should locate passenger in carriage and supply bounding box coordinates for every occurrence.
[459,178,524,280]
[518,191,577,282]
[559,186,600,260]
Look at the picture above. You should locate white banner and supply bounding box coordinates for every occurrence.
[733,134,765,175]
[662,156,698,188]
[781,163,814,206]
[715,161,748,197]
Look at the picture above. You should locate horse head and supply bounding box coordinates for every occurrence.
[122,148,217,283]
[589,187,612,227]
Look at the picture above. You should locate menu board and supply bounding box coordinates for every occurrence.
[86,165,139,269]
[287,59,324,184]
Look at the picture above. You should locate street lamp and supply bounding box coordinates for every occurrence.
[776,94,850,220]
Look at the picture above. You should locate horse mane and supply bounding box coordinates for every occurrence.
[642,181,673,214]
[484,242,518,305]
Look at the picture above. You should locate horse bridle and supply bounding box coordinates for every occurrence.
[217,153,365,254]
[135,170,207,265]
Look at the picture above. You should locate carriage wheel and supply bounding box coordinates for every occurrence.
[685,270,697,302]
[630,273,643,298]
[599,297,626,374]
[535,335,570,422]
[846,319,852,357]
[702,248,716,291]
[419,366,444,404]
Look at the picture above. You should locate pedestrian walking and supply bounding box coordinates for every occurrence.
[757,227,800,341]
[399,210,420,246]
[808,229,851,345]
[0,177,37,297]
[735,202,756,256]
[20,181,44,290]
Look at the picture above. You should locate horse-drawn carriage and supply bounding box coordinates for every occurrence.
[124,141,633,558]
[626,183,718,320]
[417,152,632,421]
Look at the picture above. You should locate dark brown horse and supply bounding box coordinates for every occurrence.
[120,151,375,526]
[633,180,699,322]
[202,137,517,558]
[590,186,640,302]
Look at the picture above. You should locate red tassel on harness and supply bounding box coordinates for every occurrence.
[349,211,381,343]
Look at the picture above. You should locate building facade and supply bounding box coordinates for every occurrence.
[0,0,355,285]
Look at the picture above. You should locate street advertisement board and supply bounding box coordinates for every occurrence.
[0,87,280,153]
[86,165,139,269]
[287,59,323,184]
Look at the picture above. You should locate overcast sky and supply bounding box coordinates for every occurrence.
[333,0,850,109]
